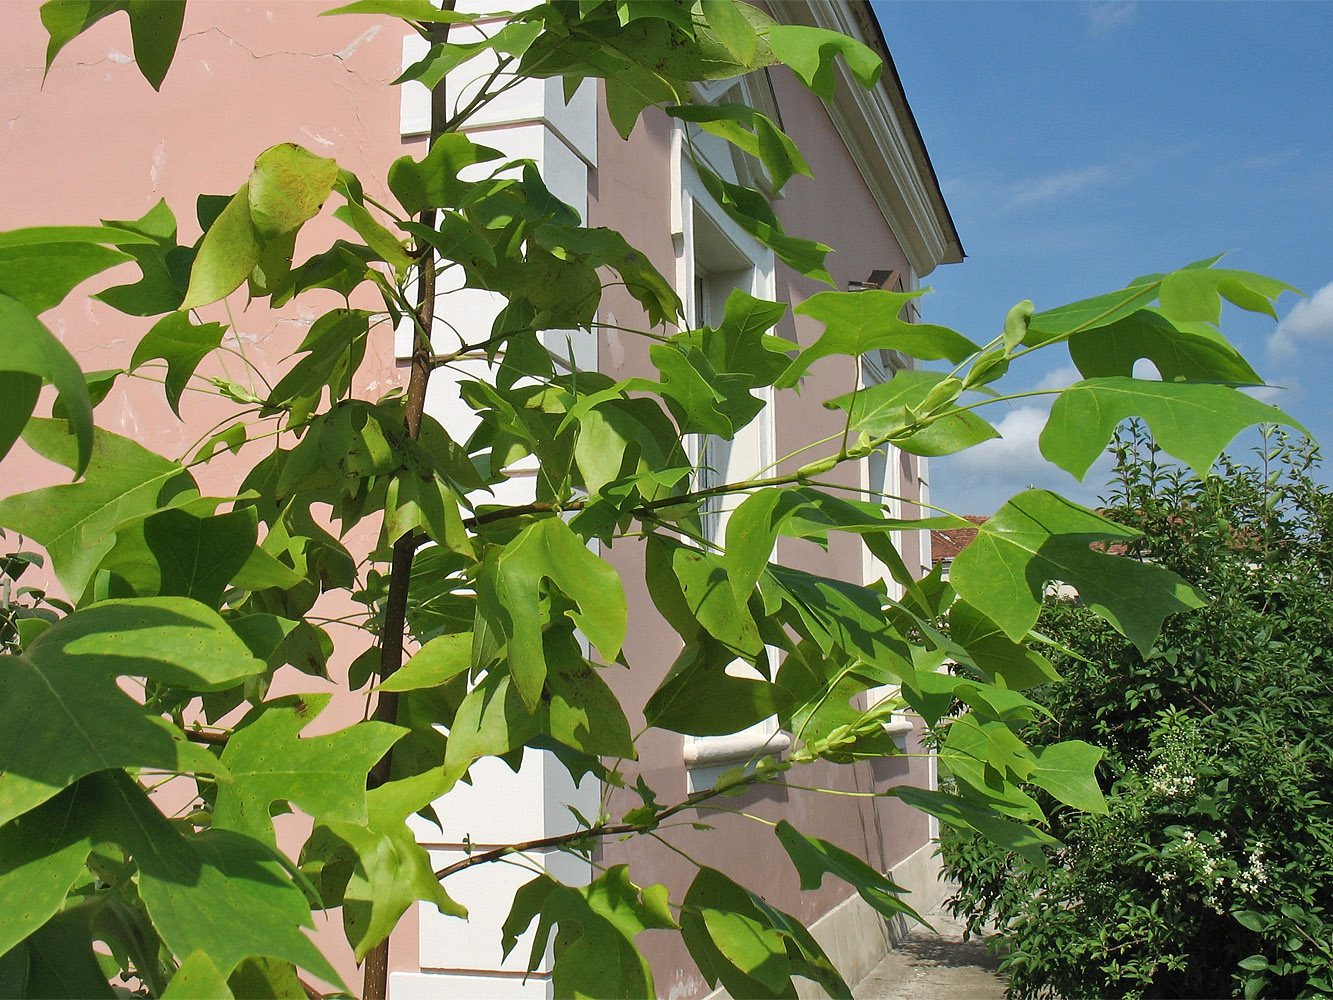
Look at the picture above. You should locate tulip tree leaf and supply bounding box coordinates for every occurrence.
[767,24,881,100]
[214,695,405,843]
[889,785,1057,869]
[1158,266,1298,324]
[0,294,93,475]
[945,600,1061,690]
[0,785,97,957]
[1028,740,1108,814]
[1041,376,1304,480]
[779,291,979,388]
[94,199,195,315]
[0,652,218,828]
[681,866,849,1000]
[375,631,472,692]
[775,821,924,925]
[950,489,1204,654]
[0,239,130,315]
[388,133,504,216]
[645,637,791,737]
[24,596,267,692]
[501,866,675,1000]
[826,369,999,456]
[0,418,192,599]
[1067,308,1262,385]
[163,951,233,999]
[143,507,259,606]
[183,145,338,309]
[308,769,466,961]
[476,516,626,711]
[130,312,228,416]
[90,771,340,983]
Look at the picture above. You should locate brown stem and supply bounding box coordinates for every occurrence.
[182,729,230,747]
[432,785,726,880]
[362,9,454,999]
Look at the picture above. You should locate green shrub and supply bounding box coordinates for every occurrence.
[942,422,1333,999]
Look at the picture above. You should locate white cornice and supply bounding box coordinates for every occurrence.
[773,1,963,278]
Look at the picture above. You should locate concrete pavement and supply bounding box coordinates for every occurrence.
[852,902,1007,1000]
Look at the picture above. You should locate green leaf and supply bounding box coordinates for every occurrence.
[767,24,881,100]
[0,648,217,827]
[333,200,413,278]
[181,184,261,310]
[376,631,471,692]
[214,694,404,842]
[95,199,195,315]
[644,637,791,737]
[668,103,809,191]
[1028,740,1107,814]
[320,769,466,962]
[680,866,792,996]
[0,240,131,314]
[0,418,192,598]
[1068,308,1262,385]
[695,163,832,283]
[775,641,895,761]
[779,290,979,388]
[647,537,761,656]
[88,771,341,983]
[0,293,93,475]
[1024,282,1160,348]
[826,370,999,456]
[143,507,258,606]
[247,144,339,239]
[442,668,539,776]
[265,308,372,425]
[163,951,233,999]
[183,145,338,308]
[388,133,504,216]
[1041,377,1304,480]
[322,0,478,22]
[125,312,227,413]
[0,373,40,471]
[124,0,186,89]
[946,599,1061,690]
[502,866,674,999]
[775,821,924,925]
[9,903,114,998]
[701,1,756,63]
[889,785,1056,869]
[766,564,916,689]
[949,489,1205,654]
[476,517,626,711]
[0,784,96,956]
[544,627,635,757]
[1158,266,1297,323]
[24,596,267,691]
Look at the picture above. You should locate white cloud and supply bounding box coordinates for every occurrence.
[1008,165,1114,208]
[953,406,1055,477]
[1268,281,1333,359]
[1083,1,1139,35]
[1035,364,1082,393]
[930,403,1117,515]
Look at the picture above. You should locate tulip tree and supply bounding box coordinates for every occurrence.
[0,1,1304,998]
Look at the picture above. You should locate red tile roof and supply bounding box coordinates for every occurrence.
[931,515,989,563]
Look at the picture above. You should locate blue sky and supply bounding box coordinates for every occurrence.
[872,0,1333,515]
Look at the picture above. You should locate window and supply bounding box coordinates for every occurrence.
[673,126,790,790]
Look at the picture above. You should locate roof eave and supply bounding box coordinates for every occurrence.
[772,0,965,278]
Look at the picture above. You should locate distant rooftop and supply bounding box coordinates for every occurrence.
[930,515,989,564]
